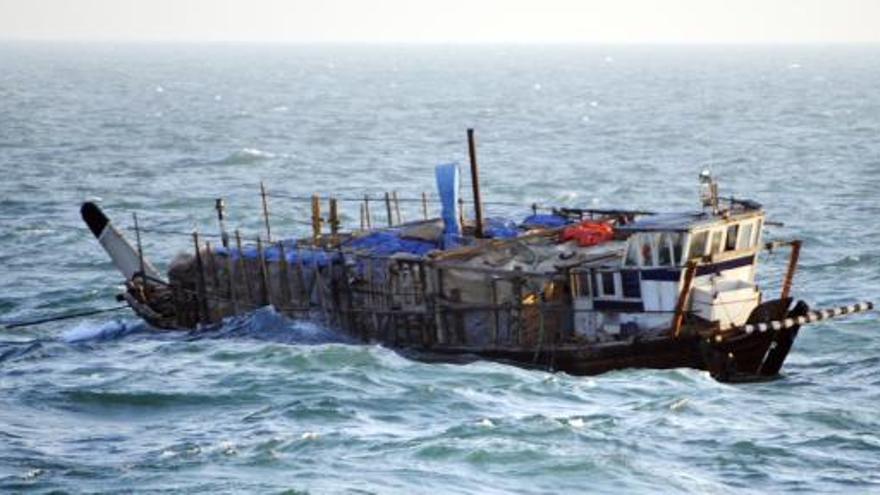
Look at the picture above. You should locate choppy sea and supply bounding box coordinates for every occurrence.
[1,43,879,493]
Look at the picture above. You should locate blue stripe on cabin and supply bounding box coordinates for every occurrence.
[639,254,755,281]
[641,268,681,281]
[593,300,644,312]
[695,254,755,276]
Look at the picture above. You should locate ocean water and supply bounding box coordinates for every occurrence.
[1,43,879,493]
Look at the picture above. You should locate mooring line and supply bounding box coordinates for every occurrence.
[2,305,130,330]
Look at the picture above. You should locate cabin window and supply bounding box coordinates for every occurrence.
[601,272,616,297]
[658,233,673,266]
[641,235,655,267]
[577,272,592,297]
[710,230,723,255]
[671,233,684,265]
[725,224,739,251]
[621,270,641,298]
[624,239,640,266]
[688,231,708,260]
[754,219,763,247]
[739,222,754,249]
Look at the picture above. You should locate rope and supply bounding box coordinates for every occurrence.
[264,191,528,207]
[2,305,130,330]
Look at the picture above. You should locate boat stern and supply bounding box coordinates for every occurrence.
[702,298,807,382]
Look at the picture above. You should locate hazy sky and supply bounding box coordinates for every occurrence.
[1,0,878,43]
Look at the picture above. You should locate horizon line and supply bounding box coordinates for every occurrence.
[3,37,880,46]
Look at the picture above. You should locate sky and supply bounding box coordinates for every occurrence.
[0,0,878,44]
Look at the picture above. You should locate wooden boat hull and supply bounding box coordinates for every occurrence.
[396,300,806,382]
[123,276,805,383]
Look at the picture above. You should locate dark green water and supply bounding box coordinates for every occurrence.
[1,43,878,493]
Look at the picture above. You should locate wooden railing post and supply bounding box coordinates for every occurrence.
[780,240,802,301]
[673,261,699,338]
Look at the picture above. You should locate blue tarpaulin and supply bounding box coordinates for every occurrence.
[214,240,342,268]
[483,217,519,239]
[343,231,437,257]
[435,163,461,248]
[521,213,570,229]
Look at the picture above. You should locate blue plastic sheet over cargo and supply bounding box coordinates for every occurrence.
[483,217,519,239]
[521,213,570,229]
[344,231,437,257]
[215,240,342,268]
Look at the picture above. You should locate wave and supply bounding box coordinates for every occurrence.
[807,252,880,270]
[60,319,141,343]
[190,306,352,345]
[213,148,276,165]
[50,307,347,347]
[0,340,44,364]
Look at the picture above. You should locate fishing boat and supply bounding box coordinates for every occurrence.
[80,130,874,383]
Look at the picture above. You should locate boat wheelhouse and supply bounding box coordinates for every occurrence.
[572,194,766,343]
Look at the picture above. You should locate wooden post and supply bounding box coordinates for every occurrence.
[295,245,309,305]
[192,231,209,323]
[364,194,372,229]
[416,261,430,345]
[392,190,402,225]
[533,301,546,364]
[513,274,524,346]
[215,198,229,248]
[205,241,222,320]
[366,258,379,337]
[365,257,374,308]
[384,191,393,227]
[435,268,446,344]
[467,128,485,238]
[225,247,238,313]
[339,252,354,334]
[672,261,699,337]
[360,203,366,231]
[458,197,466,231]
[780,240,802,301]
[260,181,272,242]
[277,241,292,312]
[311,194,322,243]
[490,278,499,346]
[421,192,429,220]
[205,241,220,297]
[256,236,270,306]
[450,288,465,345]
[329,197,340,238]
[235,230,254,306]
[313,257,331,323]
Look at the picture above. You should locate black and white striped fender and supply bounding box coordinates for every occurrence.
[81,202,163,282]
[741,302,874,334]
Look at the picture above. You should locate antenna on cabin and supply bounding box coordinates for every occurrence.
[699,169,720,214]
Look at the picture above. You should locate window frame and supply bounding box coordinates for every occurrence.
[725,224,739,252]
[624,236,641,267]
[688,231,709,261]
[710,229,724,255]
[657,232,673,267]
[641,234,656,267]
[739,221,754,249]
[671,232,684,265]
[601,271,616,297]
